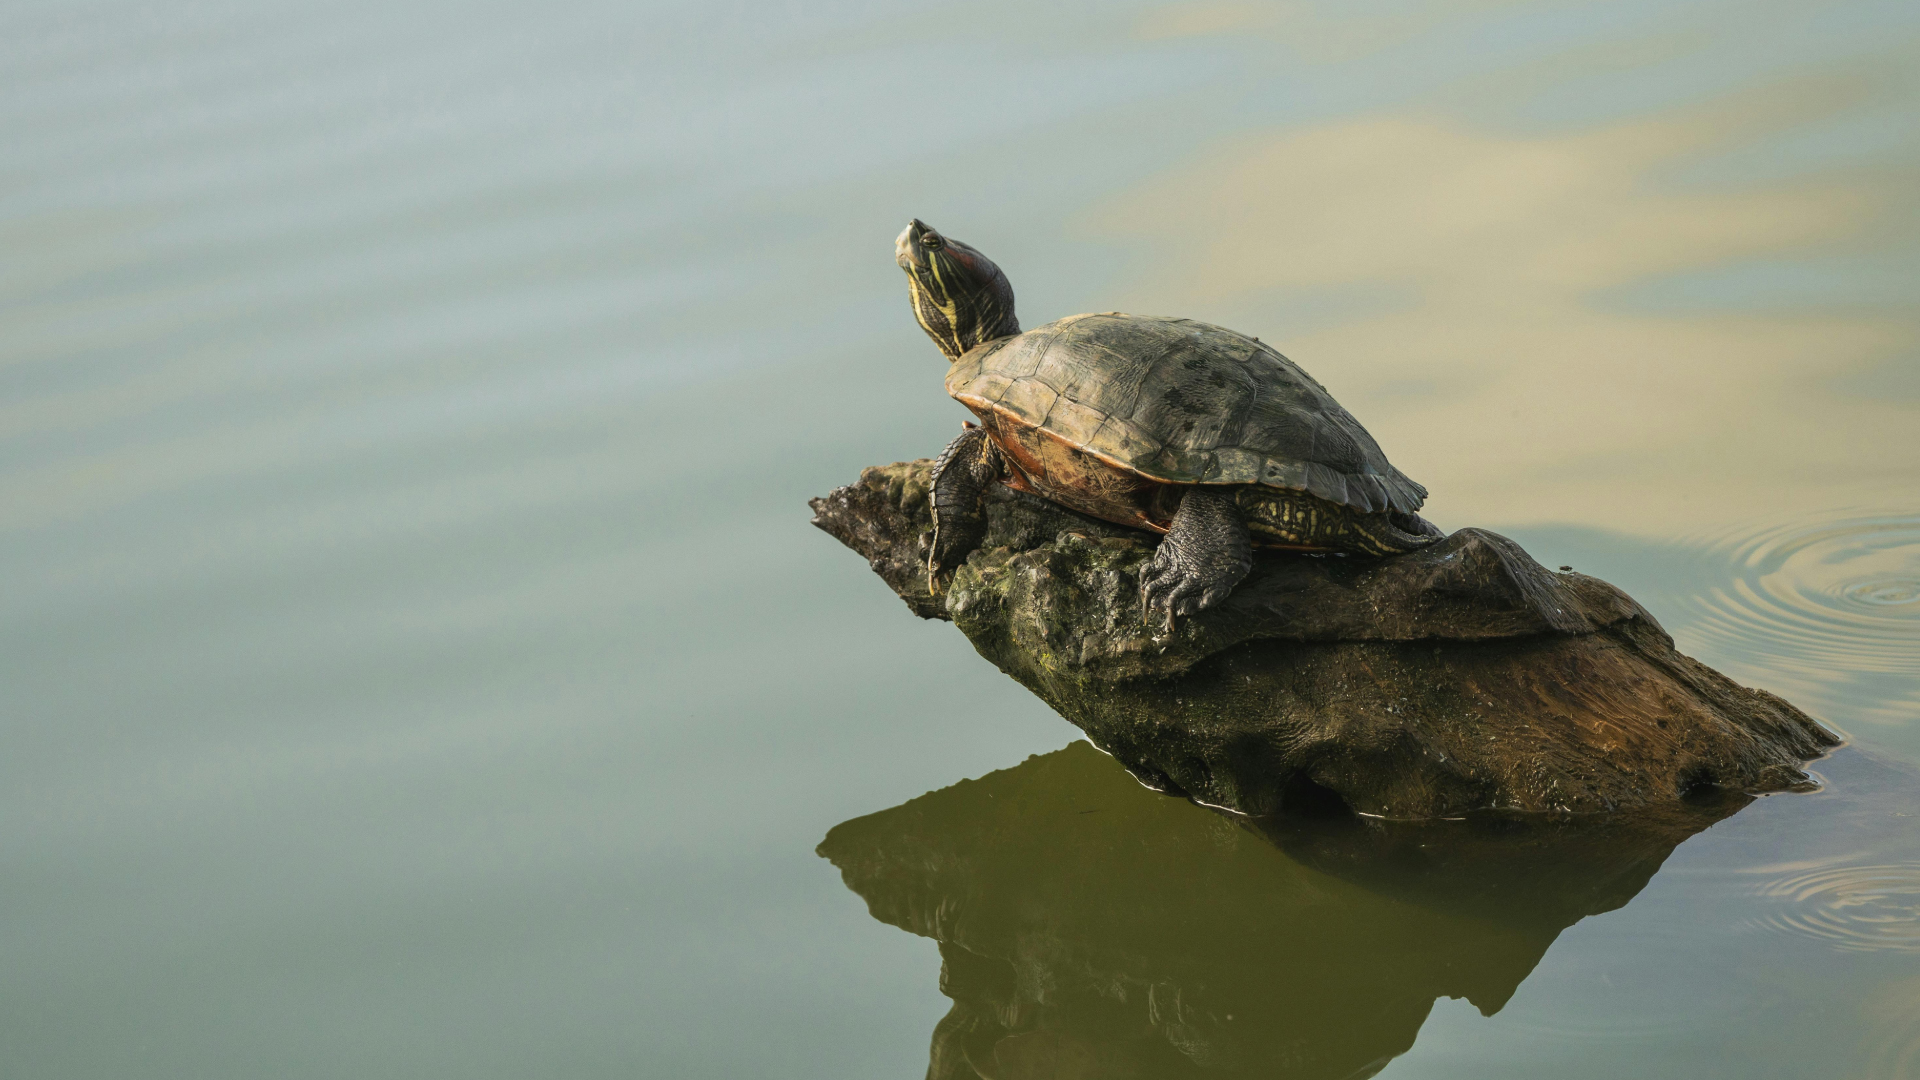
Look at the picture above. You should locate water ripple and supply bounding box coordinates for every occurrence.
[1746,863,1920,954]
[1676,514,1920,682]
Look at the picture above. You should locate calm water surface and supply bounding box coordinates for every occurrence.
[3,1,1918,1077]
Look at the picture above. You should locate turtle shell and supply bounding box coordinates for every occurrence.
[946,312,1427,515]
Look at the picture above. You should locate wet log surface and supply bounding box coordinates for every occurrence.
[810,460,1839,817]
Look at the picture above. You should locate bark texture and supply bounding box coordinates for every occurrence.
[810,460,1839,817]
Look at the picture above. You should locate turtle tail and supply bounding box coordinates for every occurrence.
[1347,510,1445,555]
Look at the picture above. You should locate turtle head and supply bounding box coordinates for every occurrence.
[896,219,1020,361]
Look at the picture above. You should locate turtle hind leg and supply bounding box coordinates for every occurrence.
[929,423,1004,584]
[1140,487,1253,631]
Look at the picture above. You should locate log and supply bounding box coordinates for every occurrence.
[811,460,1837,817]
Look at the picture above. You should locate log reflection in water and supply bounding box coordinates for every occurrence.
[820,742,1741,1079]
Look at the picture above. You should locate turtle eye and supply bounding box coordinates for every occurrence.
[922,234,945,251]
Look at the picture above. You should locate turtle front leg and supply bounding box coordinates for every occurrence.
[1140,487,1253,631]
[929,423,1004,585]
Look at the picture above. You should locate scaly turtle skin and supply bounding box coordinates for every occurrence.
[897,219,1440,628]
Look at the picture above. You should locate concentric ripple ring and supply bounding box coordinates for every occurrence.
[1673,513,1920,681]
[1747,863,1920,953]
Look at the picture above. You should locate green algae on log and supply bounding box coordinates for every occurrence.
[809,460,1838,818]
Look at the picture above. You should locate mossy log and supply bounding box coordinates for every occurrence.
[811,460,1838,818]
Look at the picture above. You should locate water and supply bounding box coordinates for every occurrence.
[2,0,1916,1076]
[1672,514,1920,727]
[819,743,1920,1078]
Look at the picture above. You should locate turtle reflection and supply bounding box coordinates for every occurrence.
[819,742,1741,1080]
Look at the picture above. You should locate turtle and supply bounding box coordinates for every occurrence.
[896,218,1442,628]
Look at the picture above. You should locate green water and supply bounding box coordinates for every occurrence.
[3,1,1917,1076]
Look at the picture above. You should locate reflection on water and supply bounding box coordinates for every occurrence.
[820,742,1735,1079]
[823,745,1920,1078]
[1392,747,1920,1076]
[1865,975,1920,1080]
[1090,89,1920,536]
[4,0,1918,1074]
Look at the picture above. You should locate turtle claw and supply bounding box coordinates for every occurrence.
[926,545,964,595]
[1139,547,1208,632]
[929,520,980,580]
[1139,488,1254,631]
[1140,561,1209,632]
